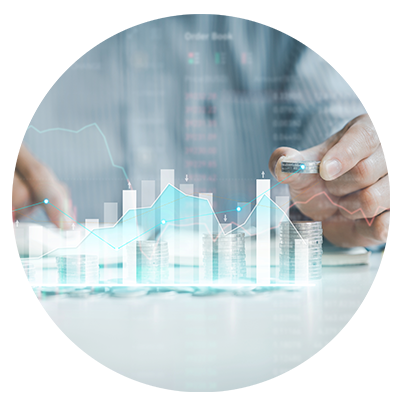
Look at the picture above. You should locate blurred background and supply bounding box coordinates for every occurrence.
[13,15,390,221]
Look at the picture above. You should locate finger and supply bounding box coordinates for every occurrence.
[320,115,380,181]
[338,175,390,220]
[269,146,340,221]
[325,145,388,197]
[12,171,34,220]
[269,147,320,189]
[16,144,74,228]
[355,211,389,244]
[322,211,387,248]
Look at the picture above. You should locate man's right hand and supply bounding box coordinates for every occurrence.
[12,144,74,228]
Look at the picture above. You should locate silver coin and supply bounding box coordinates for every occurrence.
[279,272,322,278]
[279,263,322,270]
[282,220,322,226]
[280,260,322,266]
[279,277,322,282]
[279,267,322,273]
[279,269,322,276]
[136,256,169,262]
[279,247,323,255]
[280,263,322,270]
[280,229,323,237]
[279,260,322,269]
[203,251,246,257]
[281,237,322,245]
[280,229,323,236]
[281,160,320,174]
[134,247,168,253]
[282,222,321,229]
[136,254,169,259]
[281,221,322,230]
[280,245,322,252]
[135,240,168,245]
[204,233,245,238]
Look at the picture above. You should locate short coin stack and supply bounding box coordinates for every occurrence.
[203,233,246,283]
[12,258,35,282]
[132,240,169,284]
[279,221,323,281]
[281,160,320,174]
[57,255,99,284]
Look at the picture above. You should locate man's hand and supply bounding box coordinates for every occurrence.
[12,144,74,228]
[269,114,389,247]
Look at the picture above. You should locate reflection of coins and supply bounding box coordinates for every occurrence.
[281,160,320,174]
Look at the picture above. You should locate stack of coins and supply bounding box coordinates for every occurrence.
[12,258,35,282]
[57,255,99,284]
[279,221,323,281]
[203,233,246,283]
[281,160,320,174]
[129,240,169,284]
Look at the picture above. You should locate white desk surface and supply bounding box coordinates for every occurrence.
[38,252,381,392]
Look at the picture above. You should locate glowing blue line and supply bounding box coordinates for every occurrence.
[170,208,238,223]
[13,165,302,250]
[242,168,302,207]
[13,201,44,212]
[48,202,116,249]
[27,124,130,182]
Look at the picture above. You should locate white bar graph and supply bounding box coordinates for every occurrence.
[180,184,194,196]
[180,184,195,283]
[104,202,118,227]
[123,190,137,215]
[295,239,309,281]
[85,219,99,237]
[237,201,250,227]
[275,196,289,277]
[66,230,81,247]
[160,169,175,193]
[141,180,155,207]
[122,190,137,283]
[199,193,213,283]
[29,225,43,284]
[161,169,175,282]
[221,223,232,234]
[256,179,270,285]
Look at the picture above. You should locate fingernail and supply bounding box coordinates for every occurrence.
[324,159,341,180]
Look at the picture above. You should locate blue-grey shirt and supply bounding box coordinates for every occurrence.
[24,15,365,222]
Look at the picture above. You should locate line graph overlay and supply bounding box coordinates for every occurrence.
[27,124,131,185]
[12,167,302,257]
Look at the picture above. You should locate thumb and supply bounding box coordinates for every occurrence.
[269,147,314,190]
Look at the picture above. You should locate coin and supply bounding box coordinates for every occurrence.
[281,160,320,174]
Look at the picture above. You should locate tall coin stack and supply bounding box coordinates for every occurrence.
[279,221,323,281]
[57,255,99,284]
[203,233,246,283]
[132,240,169,284]
[22,259,35,283]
